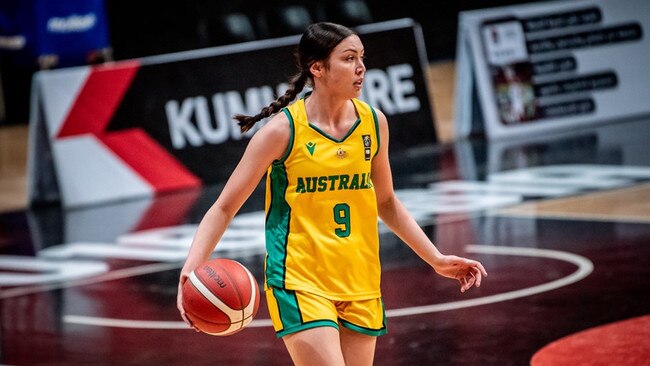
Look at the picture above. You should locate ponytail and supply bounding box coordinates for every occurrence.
[234,71,308,133]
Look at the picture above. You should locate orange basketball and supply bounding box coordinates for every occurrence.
[182,258,260,336]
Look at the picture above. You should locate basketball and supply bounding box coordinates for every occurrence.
[182,258,260,336]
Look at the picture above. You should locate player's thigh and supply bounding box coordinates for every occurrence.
[340,326,377,366]
[283,326,345,366]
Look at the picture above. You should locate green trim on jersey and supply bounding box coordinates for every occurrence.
[277,108,295,163]
[265,162,291,287]
[369,105,381,157]
[308,118,362,143]
[264,108,295,287]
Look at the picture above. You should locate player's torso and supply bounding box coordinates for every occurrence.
[264,96,382,300]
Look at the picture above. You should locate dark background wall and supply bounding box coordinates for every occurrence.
[106,0,546,61]
[1,0,546,125]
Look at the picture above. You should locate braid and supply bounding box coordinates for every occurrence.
[235,71,308,133]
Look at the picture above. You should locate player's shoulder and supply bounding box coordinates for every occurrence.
[246,111,292,162]
[353,98,387,126]
[255,110,291,141]
[367,105,388,127]
[354,99,385,118]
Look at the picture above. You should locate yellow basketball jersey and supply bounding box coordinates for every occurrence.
[264,96,381,301]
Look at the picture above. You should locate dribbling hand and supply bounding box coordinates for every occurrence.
[177,273,200,332]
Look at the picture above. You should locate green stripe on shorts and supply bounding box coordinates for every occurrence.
[276,320,339,338]
[339,318,387,336]
[273,288,302,328]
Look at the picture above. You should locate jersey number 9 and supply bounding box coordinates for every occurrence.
[333,203,351,238]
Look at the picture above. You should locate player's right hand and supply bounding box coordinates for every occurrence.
[177,273,200,331]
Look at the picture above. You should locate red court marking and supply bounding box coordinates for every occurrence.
[531,314,650,366]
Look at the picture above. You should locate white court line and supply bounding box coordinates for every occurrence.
[386,244,593,317]
[63,315,274,329]
[2,214,480,300]
[63,245,593,330]
[1,262,181,299]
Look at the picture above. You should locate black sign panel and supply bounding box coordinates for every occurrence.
[107,19,436,183]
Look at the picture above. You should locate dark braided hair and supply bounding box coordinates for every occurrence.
[235,22,355,132]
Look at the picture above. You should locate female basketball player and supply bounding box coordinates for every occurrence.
[178,22,487,366]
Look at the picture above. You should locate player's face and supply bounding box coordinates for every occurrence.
[321,35,366,99]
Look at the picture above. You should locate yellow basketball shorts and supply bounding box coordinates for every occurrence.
[265,287,387,338]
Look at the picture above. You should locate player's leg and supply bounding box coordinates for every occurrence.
[283,326,345,366]
[339,326,377,366]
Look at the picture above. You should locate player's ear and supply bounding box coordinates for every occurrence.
[309,61,324,78]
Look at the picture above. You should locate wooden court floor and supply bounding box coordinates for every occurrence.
[1,64,650,365]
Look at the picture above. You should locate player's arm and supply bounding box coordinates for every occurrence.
[177,113,290,325]
[181,114,289,272]
[371,109,487,292]
[371,110,445,268]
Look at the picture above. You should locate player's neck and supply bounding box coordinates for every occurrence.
[304,92,355,129]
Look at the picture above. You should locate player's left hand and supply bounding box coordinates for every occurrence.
[433,255,488,293]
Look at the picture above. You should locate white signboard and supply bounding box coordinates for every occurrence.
[455,0,650,140]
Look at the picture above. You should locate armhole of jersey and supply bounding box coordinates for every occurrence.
[369,105,381,157]
[274,108,295,164]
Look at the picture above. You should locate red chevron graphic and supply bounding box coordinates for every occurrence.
[56,61,201,192]
[57,62,139,138]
